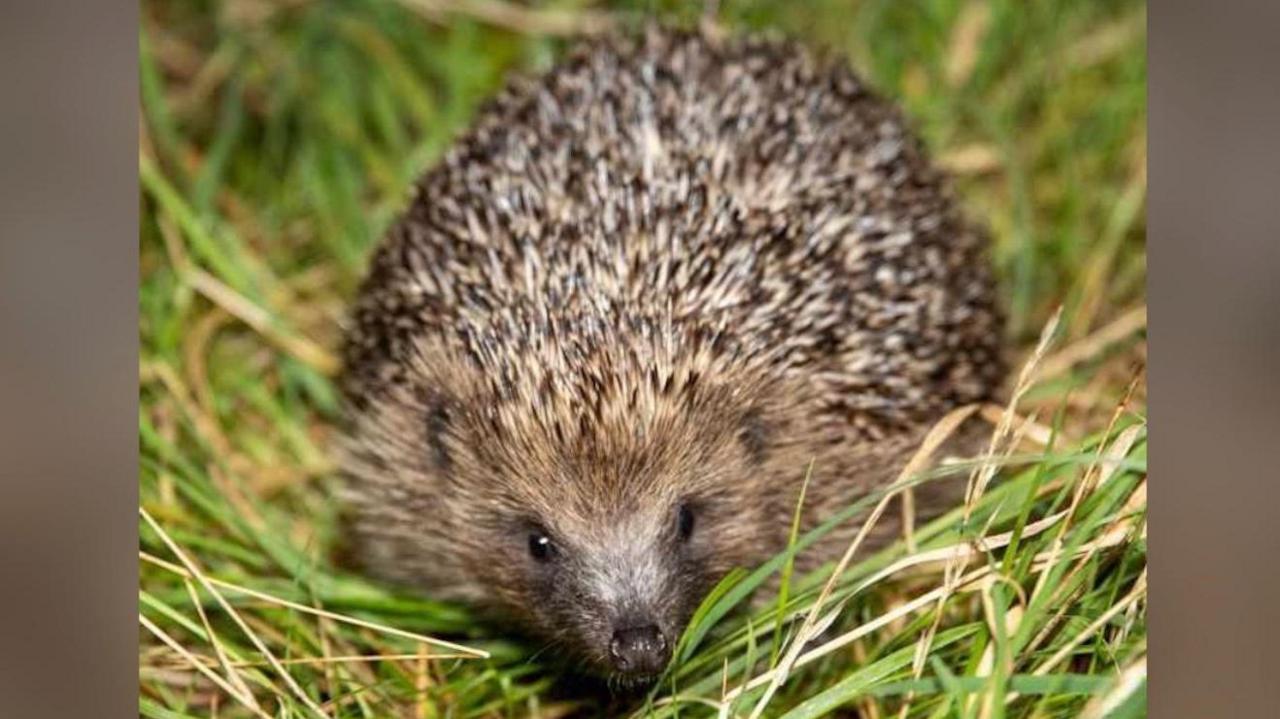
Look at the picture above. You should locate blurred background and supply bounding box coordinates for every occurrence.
[138,1,1147,716]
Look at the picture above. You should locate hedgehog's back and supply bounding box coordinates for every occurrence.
[344,27,1002,434]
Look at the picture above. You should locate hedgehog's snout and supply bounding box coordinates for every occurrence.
[608,623,670,676]
[573,519,686,678]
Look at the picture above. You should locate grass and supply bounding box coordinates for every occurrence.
[139,0,1147,716]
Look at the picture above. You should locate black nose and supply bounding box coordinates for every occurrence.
[609,625,669,675]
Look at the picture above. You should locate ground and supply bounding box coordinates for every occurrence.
[139,1,1147,716]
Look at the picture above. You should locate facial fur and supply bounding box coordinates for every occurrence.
[341,321,819,677]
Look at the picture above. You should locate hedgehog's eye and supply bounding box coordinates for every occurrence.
[528,532,556,562]
[677,504,695,542]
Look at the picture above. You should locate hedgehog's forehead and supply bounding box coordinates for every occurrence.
[435,312,761,503]
[519,464,680,536]
[467,329,743,436]
[483,355,744,467]
[490,393,700,495]
[473,374,715,519]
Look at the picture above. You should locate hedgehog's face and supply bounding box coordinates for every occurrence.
[343,345,808,680]
[424,373,803,680]
[490,495,709,680]
[454,401,788,682]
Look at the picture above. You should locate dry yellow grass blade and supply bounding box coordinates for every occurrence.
[182,306,234,416]
[140,613,276,719]
[185,267,341,376]
[844,508,1069,606]
[939,144,1002,176]
[1029,422,1144,605]
[972,592,1024,718]
[946,2,991,88]
[900,480,918,554]
[151,651,475,670]
[414,641,434,718]
[969,308,1062,520]
[979,403,1061,448]
[1035,304,1147,383]
[1079,653,1147,719]
[140,507,335,718]
[139,550,489,657]
[1032,569,1146,678]
[998,571,1147,708]
[183,577,262,712]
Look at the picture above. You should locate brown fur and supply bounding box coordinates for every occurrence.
[337,26,1004,678]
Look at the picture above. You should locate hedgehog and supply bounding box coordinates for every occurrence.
[338,26,1004,681]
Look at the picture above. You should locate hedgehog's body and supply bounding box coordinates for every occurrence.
[340,28,1002,679]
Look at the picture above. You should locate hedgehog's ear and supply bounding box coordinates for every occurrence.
[737,407,771,465]
[422,390,456,473]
